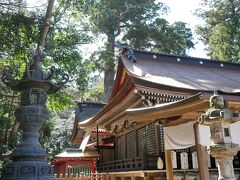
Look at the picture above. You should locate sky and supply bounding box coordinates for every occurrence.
[159,0,208,58]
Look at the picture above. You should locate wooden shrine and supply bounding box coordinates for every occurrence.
[52,148,100,178]
[71,49,240,180]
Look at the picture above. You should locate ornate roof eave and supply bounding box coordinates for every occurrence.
[132,75,240,96]
[108,56,129,100]
[77,78,139,129]
[126,92,240,126]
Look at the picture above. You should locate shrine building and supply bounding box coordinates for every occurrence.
[70,48,240,180]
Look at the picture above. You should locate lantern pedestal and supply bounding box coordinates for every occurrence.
[209,144,239,180]
[1,52,68,180]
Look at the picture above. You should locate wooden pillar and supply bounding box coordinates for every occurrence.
[130,175,135,180]
[110,174,115,180]
[194,123,210,180]
[165,150,173,180]
[143,174,148,180]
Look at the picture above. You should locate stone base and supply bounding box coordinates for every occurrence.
[218,178,236,180]
[208,143,240,180]
[1,161,54,180]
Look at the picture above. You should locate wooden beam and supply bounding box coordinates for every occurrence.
[194,123,210,180]
[165,118,193,127]
[165,150,173,180]
[132,101,209,123]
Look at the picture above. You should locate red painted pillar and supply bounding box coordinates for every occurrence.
[91,160,95,174]
[65,161,69,177]
[59,162,64,175]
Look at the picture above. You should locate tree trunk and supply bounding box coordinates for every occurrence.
[38,0,55,50]
[103,35,116,102]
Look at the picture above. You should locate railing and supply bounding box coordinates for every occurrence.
[54,173,104,180]
[97,155,158,172]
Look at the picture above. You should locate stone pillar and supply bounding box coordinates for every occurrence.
[198,92,240,180]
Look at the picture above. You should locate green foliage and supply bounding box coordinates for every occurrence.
[0,81,20,163]
[43,108,77,159]
[85,0,194,99]
[196,0,240,61]
[83,80,104,102]
[123,20,194,55]
[48,91,74,111]
[0,0,93,164]
[39,118,55,148]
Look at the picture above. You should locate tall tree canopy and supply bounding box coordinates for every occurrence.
[87,0,194,101]
[196,0,240,61]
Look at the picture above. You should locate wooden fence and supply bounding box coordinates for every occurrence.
[54,173,104,180]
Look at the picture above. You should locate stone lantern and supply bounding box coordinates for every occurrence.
[1,49,68,180]
[198,92,240,180]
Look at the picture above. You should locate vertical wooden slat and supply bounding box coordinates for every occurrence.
[165,150,173,180]
[117,136,125,160]
[137,127,146,156]
[194,123,210,180]
[155,123,161,155]
[146,123,157,155]
[127,131,136,159]
[135,129,138,157]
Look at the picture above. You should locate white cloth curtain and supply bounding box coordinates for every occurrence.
[164,121,240,150]
[164,121,196,150]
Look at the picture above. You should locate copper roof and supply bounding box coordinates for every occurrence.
[122,50,240,93]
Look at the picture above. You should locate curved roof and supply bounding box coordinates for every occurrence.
[73,48,240,131]
[122,50,240,93]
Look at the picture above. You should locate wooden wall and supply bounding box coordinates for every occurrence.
[116,123,158,160]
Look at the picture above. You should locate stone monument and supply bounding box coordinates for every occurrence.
[198,92,240,180]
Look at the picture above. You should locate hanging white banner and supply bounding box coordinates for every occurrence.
[192,151,198,169]
[164,121,195,150]
[180,152,189,169]
[164,121,240,150]
[171,151,177,169]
